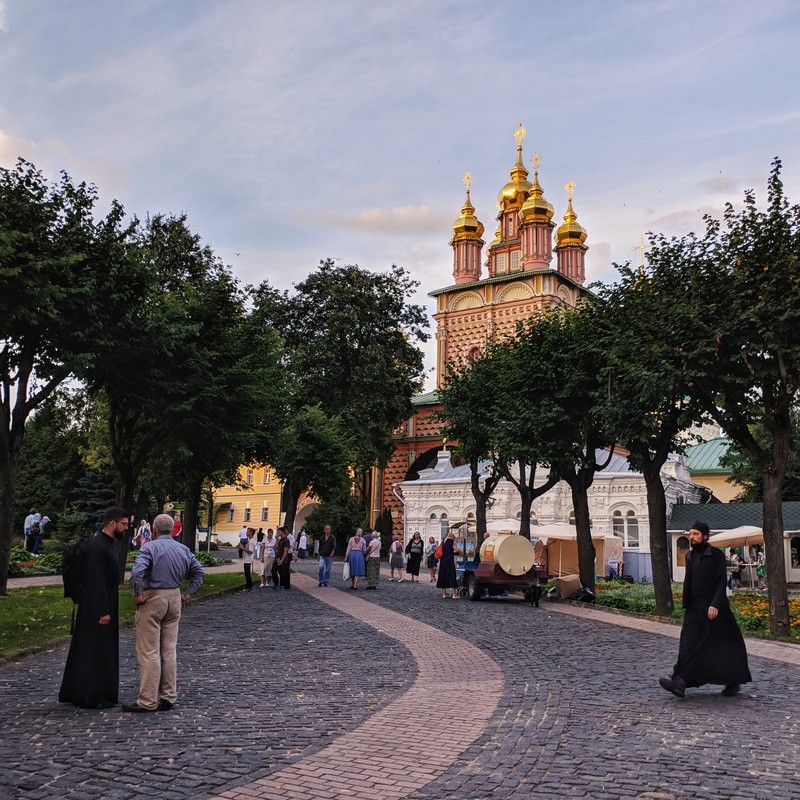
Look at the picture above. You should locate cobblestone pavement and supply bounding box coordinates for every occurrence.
[1,559,799,800]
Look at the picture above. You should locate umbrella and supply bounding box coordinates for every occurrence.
[708,526,763,548]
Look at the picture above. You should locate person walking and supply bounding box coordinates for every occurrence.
[389,534,405,582]
[237,524,248,558]
[122,513,205,712]
[436,531,460,599]
[59,506,129,709]
[365,531,382,589]
[345,529,367,590]
[297,529,309,559]
[275,527,292,591]
[318,525,335,587]
[659,521,752,698]
[404,531,424,582]
[425,536,439,583]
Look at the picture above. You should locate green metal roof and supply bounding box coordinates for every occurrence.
[411,390,439,406]
[683,437,731,474]
[669,502,800,531]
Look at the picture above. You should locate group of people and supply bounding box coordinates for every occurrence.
[23,508,50,554]
[238,526,295,591]
[59,507,205,712]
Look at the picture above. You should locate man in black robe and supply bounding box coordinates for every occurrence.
[660,521,752,698]
[59,506,129,709]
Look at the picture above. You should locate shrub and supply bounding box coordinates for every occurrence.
[10,546,32,563]
[195,551,220,567]
[32,552,64,574]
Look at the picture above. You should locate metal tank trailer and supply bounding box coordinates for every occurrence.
[460,529,544,606]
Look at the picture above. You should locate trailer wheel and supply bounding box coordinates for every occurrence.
[466,573,483,601]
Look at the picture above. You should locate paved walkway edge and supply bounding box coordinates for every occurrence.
[216,572,505,800]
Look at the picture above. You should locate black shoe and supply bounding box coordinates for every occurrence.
[158,700,175,711]
[659,676,686,698]
[122,702,156,713]
[89,701,116,709]
[721,683,741,697]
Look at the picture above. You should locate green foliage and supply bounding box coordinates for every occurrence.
[43,506,91,553]
[195,550,226,567]
[594,582,683,618]
[9,546,32,563]
[30,552,63,573]
[305,493,368,551]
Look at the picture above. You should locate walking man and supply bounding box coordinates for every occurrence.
[59,506,129,709]
[318,525,335,586]
[123,513,205,712]
[659,521,751,698]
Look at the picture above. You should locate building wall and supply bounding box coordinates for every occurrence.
[693,473,739,503]
[212,464,284,545]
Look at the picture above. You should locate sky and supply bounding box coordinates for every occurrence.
[2,0,799,387]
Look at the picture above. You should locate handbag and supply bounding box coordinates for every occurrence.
[342,562,350,581]
[434,542,443,560]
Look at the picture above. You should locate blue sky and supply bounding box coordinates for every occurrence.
[2,1,799,384]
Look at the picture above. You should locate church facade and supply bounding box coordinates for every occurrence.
[376,126,592,533]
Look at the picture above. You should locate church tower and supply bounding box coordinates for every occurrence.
[450,172,485,284]
[518,154,555,270]
[554,181,588,285]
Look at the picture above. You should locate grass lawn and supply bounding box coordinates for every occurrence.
[0,572,245,659]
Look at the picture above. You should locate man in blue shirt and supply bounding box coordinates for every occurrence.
[123,513,205,712]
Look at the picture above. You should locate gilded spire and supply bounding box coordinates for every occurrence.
[556,180,587,246]
[519,152,554,223]
[497,124,532,212]
[451,172,484,242]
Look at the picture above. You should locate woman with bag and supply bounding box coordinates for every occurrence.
[365,531,382,589]
[436,531,460,599]
[404,531,424,582]
[344,528,367,590]
[389,534,405,582]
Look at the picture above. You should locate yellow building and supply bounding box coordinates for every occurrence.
[211,464,284,545]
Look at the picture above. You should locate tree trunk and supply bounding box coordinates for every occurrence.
[763,459,790,636]
[0,436,19,596]
[282,480,301,533]
[181,475,203,554]
[570,481,596,591]
[641,457,673,616]
[470,461,500,565]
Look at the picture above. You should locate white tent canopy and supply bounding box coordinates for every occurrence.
[708,526,764,548]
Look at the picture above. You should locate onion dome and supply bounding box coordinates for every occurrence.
[451,174,485,242]
[555,181,587,246]
[519,153,555,223]
[488,221,501,248]
[497,124,532,212]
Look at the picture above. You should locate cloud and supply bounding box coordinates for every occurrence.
[0,1,7,32]
[315,205,453,237]
[647,205,719,235]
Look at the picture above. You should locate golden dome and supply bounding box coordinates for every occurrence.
[497,124,532,212]
[519,154,554,223]
[451,176,485,242]
[556,181,587,246]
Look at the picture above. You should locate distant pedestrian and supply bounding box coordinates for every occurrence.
[261,528,276,588]
[170,515,182,541]
[436,531,460,599]
[366,531,382,589]
[297,529,308,559]
[389,534,405,582]
[318,525,335,587]
[238,524,248,559]
[345,529,367,590]
[404,531,424,582]
[659,521,752,698]
[134,519,151,550]
[426,536,438,583]
[607,551,619,580]
[24,508,41,551]
[275,527,292,591]
[59,506,129,709]
[123,513,204,712]
[241,528,256,591]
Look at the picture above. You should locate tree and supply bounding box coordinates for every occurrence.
[0,160,142,594]
[595,264,707,616]
[647,161,800,635]
[253,260,429,520]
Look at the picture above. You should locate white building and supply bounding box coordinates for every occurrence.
[397,448,706,582]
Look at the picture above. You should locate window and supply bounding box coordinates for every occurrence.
[227,506,235,523]
[245,469,253,486]
[244,505,251,523]
[263,469,270,484]
[496,253,508,274]
[510,250,520,271]
[612,509,640,548]
[440,512,449,538]
[261,505,268,522]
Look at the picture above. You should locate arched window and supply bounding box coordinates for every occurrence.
[440,512,449,538]
[612,509,640,548]
[676,535,690,568]
[227,505,235,524]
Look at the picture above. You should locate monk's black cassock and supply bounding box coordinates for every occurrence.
[59,531,120,708]
[673,542,752,688]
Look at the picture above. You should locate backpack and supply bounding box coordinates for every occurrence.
[62,535,94,603]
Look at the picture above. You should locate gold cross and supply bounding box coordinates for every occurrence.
[564,180,575,201]
[514,123,527,147]
[463,172,473,191]
[531,152,542,171]
[631,234,651,269]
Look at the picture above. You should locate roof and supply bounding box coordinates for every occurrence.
[683,437,731,474]
[668,502,800,531]
[428,268,591,298]
[411,390,440,406]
